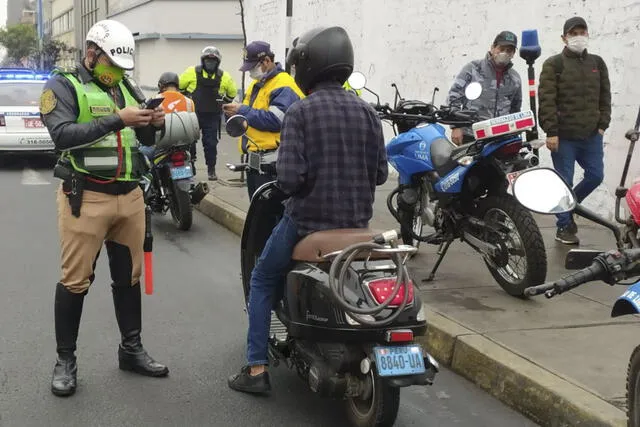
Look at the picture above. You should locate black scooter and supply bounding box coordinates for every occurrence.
[225,116,439,427]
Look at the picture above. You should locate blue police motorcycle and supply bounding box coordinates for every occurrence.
[359,74,546,297]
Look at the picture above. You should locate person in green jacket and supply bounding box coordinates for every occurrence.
[538,16,611,245]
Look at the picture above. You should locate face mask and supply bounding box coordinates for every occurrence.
[567,35,588,53]
[93,62,124,87]
[203,58,219,73]
[494,52,513,66]
[249,63,266,80]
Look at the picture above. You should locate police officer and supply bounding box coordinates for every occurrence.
[179,46,238,181]
[40,19,169,397]
[221,41,304,199]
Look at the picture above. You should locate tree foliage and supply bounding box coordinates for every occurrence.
[0,23,36,65]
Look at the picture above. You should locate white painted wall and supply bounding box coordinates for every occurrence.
[109,0,244,97]
[244,0,640,219]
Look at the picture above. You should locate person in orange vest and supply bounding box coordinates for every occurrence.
[140,72,198,169]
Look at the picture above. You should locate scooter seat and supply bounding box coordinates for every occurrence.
[292,228,390,262]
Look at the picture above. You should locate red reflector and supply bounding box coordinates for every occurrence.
[0,115,6,126]
[515,118,534,129]
[491,124,510,134]
[475,129,486,139]
[367,278,415,307]
[386,330,414,343]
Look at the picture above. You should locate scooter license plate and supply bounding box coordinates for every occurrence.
[170,165,193,180]
[373,345,426,377]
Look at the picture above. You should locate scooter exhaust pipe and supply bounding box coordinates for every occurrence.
[190,182,209,205]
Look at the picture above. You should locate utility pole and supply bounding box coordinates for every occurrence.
[36,0,44,70]
[285,0,292,58]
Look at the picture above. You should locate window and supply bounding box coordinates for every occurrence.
[0,82,47,107]
[52,10,74,36]
[81,0,100,39]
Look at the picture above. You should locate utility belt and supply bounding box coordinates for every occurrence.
[54,159,139,218]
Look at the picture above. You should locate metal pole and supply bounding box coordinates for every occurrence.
[37,0,44,70]
[526,62,539,156]
[285,0,292,58]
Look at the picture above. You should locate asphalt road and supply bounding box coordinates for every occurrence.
[0,155,538,427]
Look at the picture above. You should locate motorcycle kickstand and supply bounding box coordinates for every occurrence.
[424,239,453,282]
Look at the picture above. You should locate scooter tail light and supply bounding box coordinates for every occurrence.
[366,277,414,307]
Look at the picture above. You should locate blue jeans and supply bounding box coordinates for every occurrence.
[139,145,155,161]
[551,132,604,228]
[196,111,220,169]
[246,214,301,366]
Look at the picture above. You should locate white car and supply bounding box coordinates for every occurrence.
[0,72,54,153]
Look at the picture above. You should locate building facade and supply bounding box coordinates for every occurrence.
[105,0,244,95]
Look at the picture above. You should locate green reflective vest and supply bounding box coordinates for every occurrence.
[60,72,144,181]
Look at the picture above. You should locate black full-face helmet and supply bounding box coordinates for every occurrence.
[286,26,354,94]
[157,71,179,91]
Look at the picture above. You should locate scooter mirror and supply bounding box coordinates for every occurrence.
[347,71,367,90]
[465,82,482,101]
[225,114,249,138]
[512,167,577,214]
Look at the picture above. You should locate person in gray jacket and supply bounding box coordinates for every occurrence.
[447,31,523,145]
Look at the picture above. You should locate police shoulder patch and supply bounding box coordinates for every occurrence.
[39,89,57,115]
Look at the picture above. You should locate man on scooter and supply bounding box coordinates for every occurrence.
[139,72,196,163]
[227,26,388,394]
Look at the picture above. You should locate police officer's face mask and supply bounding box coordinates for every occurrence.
[203,58,219,73]
[93,55,124,87]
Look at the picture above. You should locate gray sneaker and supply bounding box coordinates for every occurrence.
[556,226,580,245]
[568,219,578,235]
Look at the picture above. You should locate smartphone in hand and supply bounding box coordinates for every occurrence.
[142,97,164,110]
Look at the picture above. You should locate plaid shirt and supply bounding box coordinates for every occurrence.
[276,81,388,236]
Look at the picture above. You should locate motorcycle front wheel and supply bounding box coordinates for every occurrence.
[168,180,193,231]
[345,371,400,427]
[627,345,640,427]
[475,194,547,297]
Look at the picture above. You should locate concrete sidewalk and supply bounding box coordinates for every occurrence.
[191,136,632,427]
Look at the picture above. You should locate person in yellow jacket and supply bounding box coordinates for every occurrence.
[222,41,304,198]
[179,46,237,181]
[343,80,362,96]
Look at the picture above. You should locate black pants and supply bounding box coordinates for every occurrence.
[196,111,220,169]
[247,169,276,200]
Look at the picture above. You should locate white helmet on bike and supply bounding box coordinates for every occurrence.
[86,20,136,70]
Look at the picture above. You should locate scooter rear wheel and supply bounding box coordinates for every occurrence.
[345,371,400,427]
[626,344,640,427]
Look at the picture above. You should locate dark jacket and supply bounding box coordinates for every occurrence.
[538,47,611,140]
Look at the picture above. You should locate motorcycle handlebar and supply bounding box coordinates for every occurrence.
[524,262,607,298]
[524,248,640,298]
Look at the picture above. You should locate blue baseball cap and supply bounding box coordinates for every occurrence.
[240,41,273,72]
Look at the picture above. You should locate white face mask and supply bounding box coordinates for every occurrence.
[567,35,588,53]
[494,52,513,65]
[249,63,266,80]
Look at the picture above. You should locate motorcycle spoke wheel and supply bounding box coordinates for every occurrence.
[476,195,547,297]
